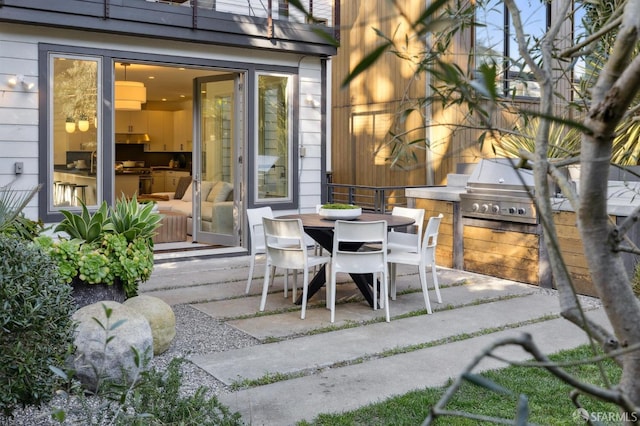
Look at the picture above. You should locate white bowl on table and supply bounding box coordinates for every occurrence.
[318,206,362,220]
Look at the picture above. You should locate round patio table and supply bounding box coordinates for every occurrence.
[279,212,415,308]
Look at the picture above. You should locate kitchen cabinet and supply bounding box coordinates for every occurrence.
[146,110,174,151]
[115,111,149,134]
[151,170,166,193]
[173,107,193,152]
[151,170,190,192]
[165,170,190,192]
[115,174,140,199]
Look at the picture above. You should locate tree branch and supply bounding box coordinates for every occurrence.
[424,333,638,425]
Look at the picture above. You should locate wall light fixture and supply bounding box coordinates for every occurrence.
[7,74,34,90]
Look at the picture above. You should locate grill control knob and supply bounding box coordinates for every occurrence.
[518,208,526,215]
[480,204,489,213]
[508,207,516,214]
[491,205,500,214]
[471,203,480,212]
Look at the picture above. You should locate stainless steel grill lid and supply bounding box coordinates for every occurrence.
[466,158,535,196]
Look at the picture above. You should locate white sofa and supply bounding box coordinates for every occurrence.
[151,179,233,236]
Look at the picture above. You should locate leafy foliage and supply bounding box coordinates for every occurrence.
[0,235,75,417]
[35,196,161,298]
[101,233,154,297]
[493,116,582,159]
[124,358,243,425]
[54,200,112,243]
[33,237,82,284]
[3,214,46,241]
[109,194,162,243]
[0,183,42,238]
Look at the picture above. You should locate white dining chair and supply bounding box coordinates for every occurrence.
[329,220,390,323]
[260,217,331,319]
[387,206,425,253]
[387,213,443,314]
[245,207,274,294]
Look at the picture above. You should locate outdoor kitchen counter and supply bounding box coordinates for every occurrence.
[405,185,466,202]
[552,180,640,217]
[405,183,466,271]
[409,181,640,216]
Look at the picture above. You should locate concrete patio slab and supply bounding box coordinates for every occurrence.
[217,309,610,425]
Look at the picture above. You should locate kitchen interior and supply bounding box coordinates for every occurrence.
[53,62,222,206]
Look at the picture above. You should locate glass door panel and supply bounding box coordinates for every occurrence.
[193,74,242,245]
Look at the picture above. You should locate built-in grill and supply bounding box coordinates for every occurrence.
[459,158,538,224]
[458,158,551,288]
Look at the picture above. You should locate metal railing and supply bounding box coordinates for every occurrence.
[327,184,423,213]
[153,0,335,26]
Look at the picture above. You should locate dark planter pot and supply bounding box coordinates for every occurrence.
[71,276,126,309]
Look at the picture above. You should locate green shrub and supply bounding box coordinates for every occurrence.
[0,235,76,417]
[125,358,243,425]
[52,357,243,425]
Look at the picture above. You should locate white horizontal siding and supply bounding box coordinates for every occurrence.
[0,33,40,209]
[295,58,323,212]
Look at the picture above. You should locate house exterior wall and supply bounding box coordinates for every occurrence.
[0,22,327,222]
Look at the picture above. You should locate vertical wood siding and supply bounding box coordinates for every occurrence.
[332,1,575,185]
[331,0,427,187]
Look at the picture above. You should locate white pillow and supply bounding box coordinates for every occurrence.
[206,181,233,203]
[216,182,233,202]
[200,181,215,201]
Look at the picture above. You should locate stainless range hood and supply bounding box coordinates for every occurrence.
[115,133,150,143]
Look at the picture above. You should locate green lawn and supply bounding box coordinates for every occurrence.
[299,345,622,425]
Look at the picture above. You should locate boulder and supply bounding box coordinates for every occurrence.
[72,301,153,392]
[124,295,176,355]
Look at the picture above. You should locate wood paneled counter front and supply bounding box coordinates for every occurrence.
[406,186,464,271]
[407,181,640,297]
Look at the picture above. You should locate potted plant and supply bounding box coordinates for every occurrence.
[35,195,161,308]
[318,203,362,220]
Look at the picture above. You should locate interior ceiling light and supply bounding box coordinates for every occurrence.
[115,63,146,111]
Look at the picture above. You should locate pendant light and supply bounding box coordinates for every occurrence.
[78,114,90,132]
[65,117,76,133]
[115,63,146,111]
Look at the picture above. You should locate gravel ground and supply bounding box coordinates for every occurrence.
[1,304,259,426]
[1,288,604,425]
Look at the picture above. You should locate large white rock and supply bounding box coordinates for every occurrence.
[124,295,176,355]
[72,301,153,392]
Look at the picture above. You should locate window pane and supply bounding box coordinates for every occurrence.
[507,0,547,97]
[475,0,547,98]
[52,56,100,208]
[475,0,504,68]
[257,74,291,201]
[573,3,588,88]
